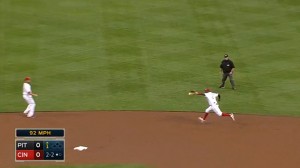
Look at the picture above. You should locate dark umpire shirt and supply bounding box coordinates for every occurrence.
[220,59,235,73]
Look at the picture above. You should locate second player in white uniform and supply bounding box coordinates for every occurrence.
[23,77,38,118]
[189,88,235,122]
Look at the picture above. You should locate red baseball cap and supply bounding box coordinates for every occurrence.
[24,77,31,81]
[204,88,211,92]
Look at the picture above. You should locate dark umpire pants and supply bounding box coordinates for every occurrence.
[220,73,235,88]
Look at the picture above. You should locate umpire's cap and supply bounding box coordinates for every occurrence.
[224,54,229,58]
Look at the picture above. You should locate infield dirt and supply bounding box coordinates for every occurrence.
[1,111,300,168]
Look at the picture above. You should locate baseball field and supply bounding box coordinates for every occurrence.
[1,0,300,168]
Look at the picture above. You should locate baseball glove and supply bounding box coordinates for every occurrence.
[188,90,196,95]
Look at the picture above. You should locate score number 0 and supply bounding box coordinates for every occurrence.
[34,141,45,159]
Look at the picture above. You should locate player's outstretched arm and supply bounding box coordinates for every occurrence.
[188,91,204,96]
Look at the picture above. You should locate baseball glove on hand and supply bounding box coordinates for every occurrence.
[188,91,196,95]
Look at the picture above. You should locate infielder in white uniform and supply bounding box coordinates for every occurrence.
[189,88,235,123]
[23,77,38,118]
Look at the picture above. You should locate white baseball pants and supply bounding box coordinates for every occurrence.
[23,95,36,117]
[205,105,222,116]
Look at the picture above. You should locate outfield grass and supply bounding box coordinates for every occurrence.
[0,0,299,116]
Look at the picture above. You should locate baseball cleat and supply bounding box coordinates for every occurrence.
[230,113,235,121]
[23,111,29,114]
[198,117,205,123]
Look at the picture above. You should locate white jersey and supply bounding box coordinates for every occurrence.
[204,92,219,106]
[23,83,32,97]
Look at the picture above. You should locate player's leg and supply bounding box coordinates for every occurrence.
[213,106,235,121]
[213,106,229,116]
[27,104,36,118]
[219,73,228,88]
[24,105,31,114]
[23,96,31,114]
[229,74,235,89]
[26,98,36,118]
[199,106,212,122]
[212,106,224,116]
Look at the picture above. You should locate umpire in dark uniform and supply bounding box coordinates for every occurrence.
[219,54,236,89]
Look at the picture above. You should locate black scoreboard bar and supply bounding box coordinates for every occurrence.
[16,140,64,161]
[16,128,64,137]
[15,128,65,162]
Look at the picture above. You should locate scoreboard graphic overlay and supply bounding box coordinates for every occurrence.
[15,128,65,162]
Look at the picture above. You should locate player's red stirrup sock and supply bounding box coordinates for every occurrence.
[203,113,209,120]
[222,113,230,117]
